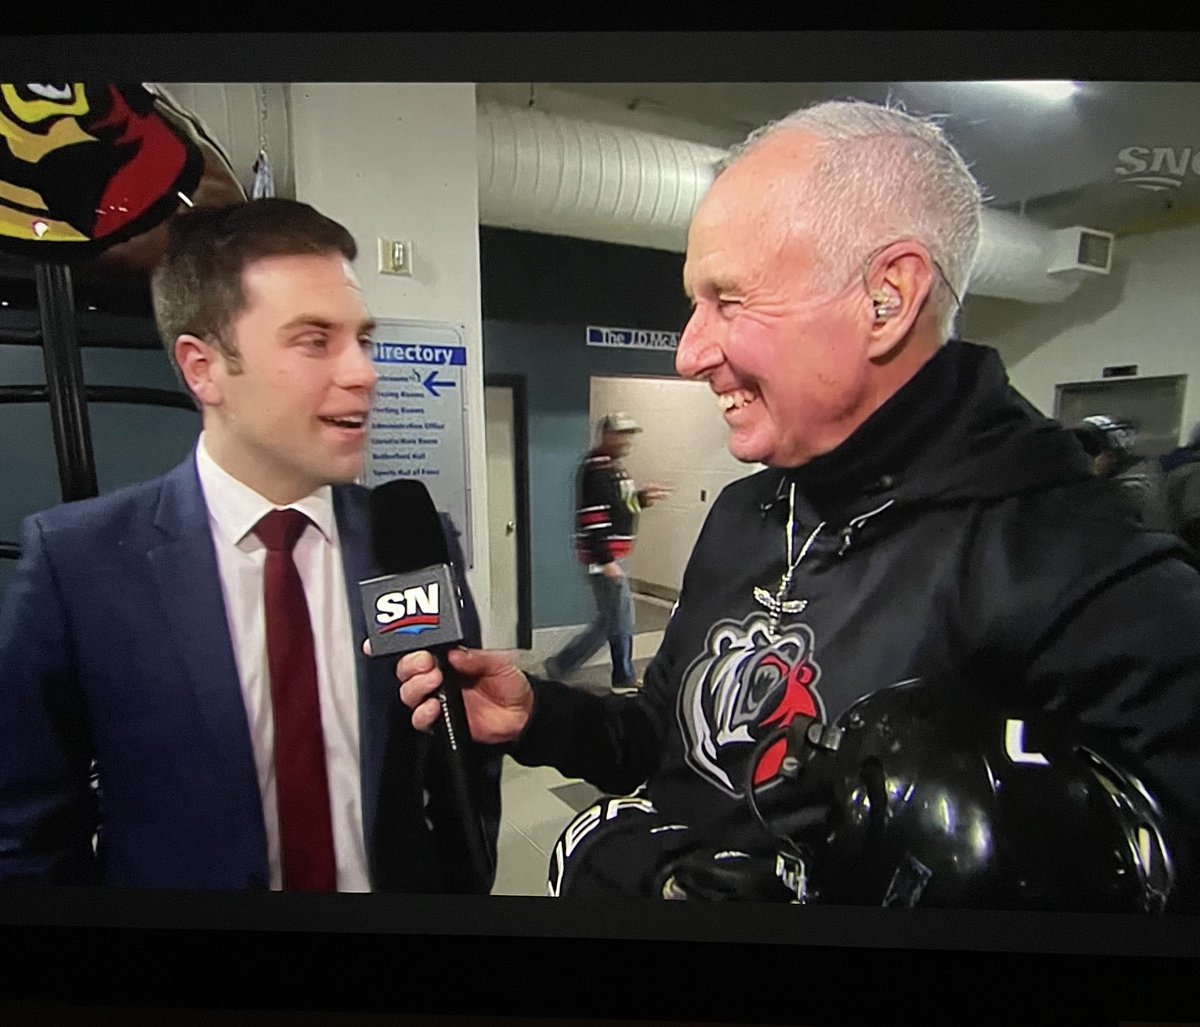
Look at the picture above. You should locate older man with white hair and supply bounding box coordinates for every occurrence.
[395,100,1200,910]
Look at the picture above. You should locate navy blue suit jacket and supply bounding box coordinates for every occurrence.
[0,456,500,892]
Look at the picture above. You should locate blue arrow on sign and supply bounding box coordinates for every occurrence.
[422,370,456,397]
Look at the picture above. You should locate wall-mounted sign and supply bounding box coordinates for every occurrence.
[1102,364,1138,378]
[367,319,473,565]
[587,325,680,351]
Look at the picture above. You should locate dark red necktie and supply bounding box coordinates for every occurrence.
[254,508,337,892]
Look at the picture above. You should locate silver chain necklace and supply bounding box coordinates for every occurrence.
[754,481,825,638]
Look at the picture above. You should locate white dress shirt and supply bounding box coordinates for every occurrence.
[195,434,371,891]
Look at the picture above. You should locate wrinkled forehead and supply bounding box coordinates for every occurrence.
[685,135,828,284]
[710,130,827,220]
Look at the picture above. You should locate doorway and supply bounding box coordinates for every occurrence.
[483,375,532,650]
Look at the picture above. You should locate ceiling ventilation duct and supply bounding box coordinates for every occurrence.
[477,100,1112,304]
[151,87,1111,305]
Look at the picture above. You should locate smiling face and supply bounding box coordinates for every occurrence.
[181,252,378,504]
[676,131,891,469]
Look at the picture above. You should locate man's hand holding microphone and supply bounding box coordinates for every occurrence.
[392,646,534,745]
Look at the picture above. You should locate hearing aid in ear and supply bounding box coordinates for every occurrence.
[871,291,900,319]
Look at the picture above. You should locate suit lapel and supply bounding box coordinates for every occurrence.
[333,485,395,881]
[147,459,262,802]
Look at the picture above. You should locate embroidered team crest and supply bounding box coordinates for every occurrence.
[676,612,825,797]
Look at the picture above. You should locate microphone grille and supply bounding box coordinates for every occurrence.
[370,478,451,573]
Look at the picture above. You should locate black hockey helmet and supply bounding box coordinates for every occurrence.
[747,678,1175,912]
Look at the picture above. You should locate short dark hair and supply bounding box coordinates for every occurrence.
[150,198,357,380]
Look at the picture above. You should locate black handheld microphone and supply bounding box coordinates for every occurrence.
[360,478,494,892]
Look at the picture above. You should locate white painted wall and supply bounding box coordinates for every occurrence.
[961,221,1200,441]
[588,374,761,597]
[288,83,494,640]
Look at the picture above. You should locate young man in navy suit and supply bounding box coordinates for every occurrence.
[0,198,499,893]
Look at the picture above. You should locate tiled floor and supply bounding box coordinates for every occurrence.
[489,595,666,897]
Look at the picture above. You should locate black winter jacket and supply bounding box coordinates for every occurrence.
[512,340,1200,909]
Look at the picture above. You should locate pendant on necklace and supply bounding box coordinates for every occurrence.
[754,579,808,637]
[754,481,819,637]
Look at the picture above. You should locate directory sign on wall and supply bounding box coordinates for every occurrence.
[367,319,473,565]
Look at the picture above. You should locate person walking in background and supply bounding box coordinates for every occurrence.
[545,413,670,694]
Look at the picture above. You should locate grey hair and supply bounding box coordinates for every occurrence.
[717,98,984,342]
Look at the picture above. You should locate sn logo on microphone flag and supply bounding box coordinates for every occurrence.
[359,564,464,656]
[376,582,440,635]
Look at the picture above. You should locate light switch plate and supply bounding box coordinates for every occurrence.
[378,237,413,276]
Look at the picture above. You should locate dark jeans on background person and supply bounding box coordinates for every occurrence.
[546,560,636,686]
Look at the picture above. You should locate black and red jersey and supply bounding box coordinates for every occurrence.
[573,450,649,567]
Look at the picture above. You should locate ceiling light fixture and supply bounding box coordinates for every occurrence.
[993,81,1080,101]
